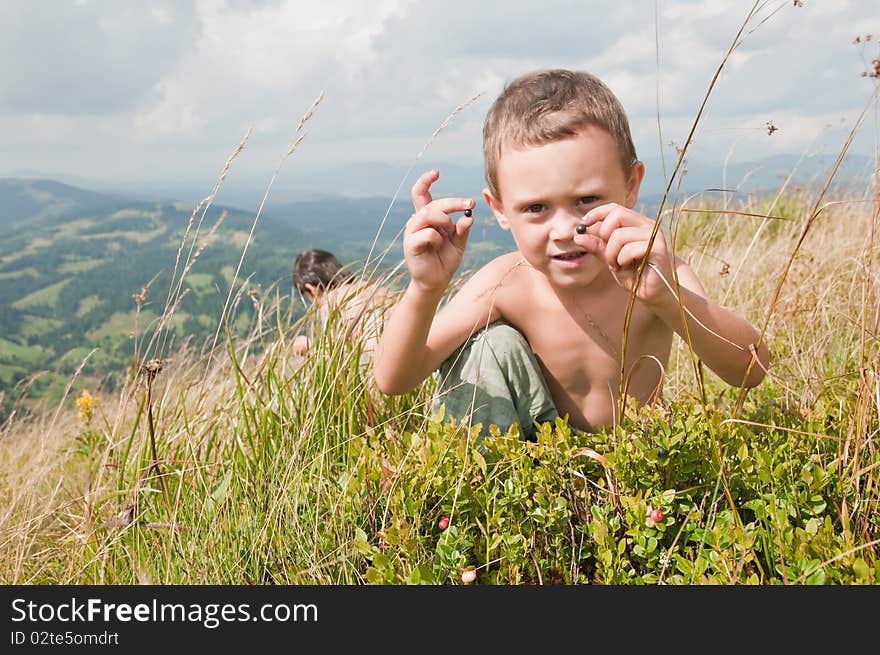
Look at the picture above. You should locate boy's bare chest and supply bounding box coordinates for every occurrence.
[515,295,654,376]
[499,280,672,428]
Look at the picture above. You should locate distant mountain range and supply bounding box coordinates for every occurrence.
[7,151,872,211]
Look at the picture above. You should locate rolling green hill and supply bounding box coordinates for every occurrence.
[0,179,514,418]
[0,186,300,413]
[0,179,124,233]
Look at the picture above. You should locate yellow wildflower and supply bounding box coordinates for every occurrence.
[76,389,96,423]
[76,389,96,411]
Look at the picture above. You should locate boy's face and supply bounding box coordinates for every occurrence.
[484,125,644,290]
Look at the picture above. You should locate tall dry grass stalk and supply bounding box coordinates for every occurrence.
[204,90,325,383]
[620,0,786,421]
[357,91,484,293]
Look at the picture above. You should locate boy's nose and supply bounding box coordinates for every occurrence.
[548,210,582,240]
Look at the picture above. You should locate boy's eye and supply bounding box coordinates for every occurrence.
[577,196,600,205]
[523,203,546,214]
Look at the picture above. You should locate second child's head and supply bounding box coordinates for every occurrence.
[293,249,353,302]
[482,69,640,204]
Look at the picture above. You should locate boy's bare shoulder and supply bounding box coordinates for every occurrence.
[445,251,530,305]
[431,251,529,328]
[424,251,531,354]
[463,251,529,287]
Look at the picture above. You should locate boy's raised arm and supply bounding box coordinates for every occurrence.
[582,202,773,388]
[372,170,475,395]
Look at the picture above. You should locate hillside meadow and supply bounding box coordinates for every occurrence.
[0,174,877,584]
[0,178,513,421]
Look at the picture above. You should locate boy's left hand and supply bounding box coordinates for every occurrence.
[580,203,674,304]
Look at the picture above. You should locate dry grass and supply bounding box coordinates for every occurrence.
[666,181,879,410]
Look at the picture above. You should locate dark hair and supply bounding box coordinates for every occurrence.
[293,249,354,296]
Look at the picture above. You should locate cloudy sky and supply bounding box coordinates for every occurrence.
[1,0,878,205]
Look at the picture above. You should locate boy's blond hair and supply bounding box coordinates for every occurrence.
[482,69,638,200]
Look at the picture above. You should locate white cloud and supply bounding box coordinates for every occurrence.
[0,1,200,114]
[0,0,877,196]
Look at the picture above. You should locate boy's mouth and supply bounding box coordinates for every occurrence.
[551,250,587,261]
[550,250,587,266]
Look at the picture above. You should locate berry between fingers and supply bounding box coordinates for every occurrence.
[576,224,586,235]
[464,208,472,217]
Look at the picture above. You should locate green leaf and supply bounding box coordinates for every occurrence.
[209,469,233,507]
[353,528,372,555]
[852,558,870,581]
[472,449,487,477]
[406,564,436,585]
[675,555,693,576]
[805,568,826,585]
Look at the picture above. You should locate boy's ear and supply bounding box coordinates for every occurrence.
[624,161,645,209]
[482,188,510,231]
[303,283,321,301]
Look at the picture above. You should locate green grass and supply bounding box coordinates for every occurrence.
[0,337,48,365]
[220,265,236,284]
[59,258,107,274]
[0,237,54,266]
[86,310,159,341]
[53,217,97,238]
[0,267,39,280]
[19,315,64,338]
[109,208,154,221]
[58,347,105,367]
[12,279,71,310]
[186,273,216,294]
[76,294,104,318]
[87,226,167,243]
[0,363,26,385]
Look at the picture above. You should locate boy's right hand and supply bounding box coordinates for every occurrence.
[404,170,474,294]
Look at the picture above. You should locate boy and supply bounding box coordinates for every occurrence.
[293,249,393,358]
[372,69,772,440]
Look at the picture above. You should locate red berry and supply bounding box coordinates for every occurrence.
[438,516,450,530]
[461,569,477,584]
[650,509,664,522]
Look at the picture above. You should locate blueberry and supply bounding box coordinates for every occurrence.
[464,208,473,217]
[657,447,668,457]
[576,224,587,234]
